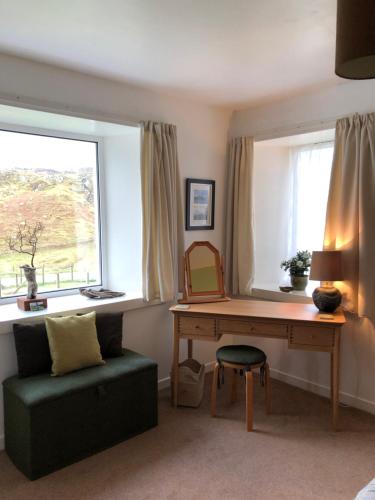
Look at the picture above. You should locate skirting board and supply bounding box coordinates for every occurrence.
[158,361,375,416]
[269,368,375,415]
[157,361,216,392]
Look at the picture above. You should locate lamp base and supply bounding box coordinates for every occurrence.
[312,286,342,313]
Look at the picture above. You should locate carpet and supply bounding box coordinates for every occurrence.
[0,373,374,500]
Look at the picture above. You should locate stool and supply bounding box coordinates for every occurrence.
[211,345,271,431]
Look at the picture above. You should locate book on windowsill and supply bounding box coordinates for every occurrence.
[17,296,48,312]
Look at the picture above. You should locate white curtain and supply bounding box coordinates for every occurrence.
[288,142,334,256]
[141,121,183,302]
[324,113,375,320]
[224,137,255,295]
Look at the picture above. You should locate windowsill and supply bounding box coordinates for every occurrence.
[0,291,161,335]
[250,284,314,304]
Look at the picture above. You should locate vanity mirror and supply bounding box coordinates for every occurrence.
[179,241,230,303]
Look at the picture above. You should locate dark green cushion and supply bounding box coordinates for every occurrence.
[95,312,124,358]
[4,349,153,408]
[13,322,52,378]
[13,312,124,378]
[216,345,266,366]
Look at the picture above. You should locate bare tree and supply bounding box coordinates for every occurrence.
[7,221,44,268]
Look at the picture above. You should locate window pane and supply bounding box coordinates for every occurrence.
[289,143,333,254]
[0,130,101,298]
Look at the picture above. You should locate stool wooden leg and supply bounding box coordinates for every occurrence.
[265,363,271,414]
[231,369,237,403]
[211,362,220,417]
[246,370,254,432]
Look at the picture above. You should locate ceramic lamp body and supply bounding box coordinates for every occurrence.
[312,286,342,313]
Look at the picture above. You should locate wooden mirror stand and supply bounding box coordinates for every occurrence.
[178,241,230,304]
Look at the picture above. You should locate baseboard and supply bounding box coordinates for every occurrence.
[158,362,375,416]
[270,367,375,415]
[158,377,170,391]
[157,361,216,392]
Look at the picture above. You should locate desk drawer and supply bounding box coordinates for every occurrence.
[289,325,335,349]
[218,319,287,338]
[178,316,216,338]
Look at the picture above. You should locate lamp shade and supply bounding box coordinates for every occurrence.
[309,251,343,281]
[335,0,375,79]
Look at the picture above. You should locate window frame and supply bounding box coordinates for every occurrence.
[0,121,104,303]
[252,130,335,290]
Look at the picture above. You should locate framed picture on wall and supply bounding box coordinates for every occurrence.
[185,178,215,230]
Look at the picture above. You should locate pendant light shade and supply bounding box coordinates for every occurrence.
[335,0,375,79]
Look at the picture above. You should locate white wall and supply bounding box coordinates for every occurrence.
[253,144,291,286]
[231,79,375,139]
[231,79,375,415]
[102,130,142,294]
[0,53,232,448]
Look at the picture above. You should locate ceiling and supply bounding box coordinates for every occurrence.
[0,0,340,109]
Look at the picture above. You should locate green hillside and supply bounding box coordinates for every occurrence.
[0,167,97,275]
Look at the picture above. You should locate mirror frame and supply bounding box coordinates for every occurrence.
[185,241,225,297]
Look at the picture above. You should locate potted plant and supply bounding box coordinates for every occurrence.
[280,250,312,291]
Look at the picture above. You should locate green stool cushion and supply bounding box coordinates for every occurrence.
[216,345,266,367]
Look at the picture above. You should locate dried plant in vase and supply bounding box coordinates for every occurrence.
[7,221,44,299]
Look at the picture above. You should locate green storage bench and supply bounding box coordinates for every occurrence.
[3,313,158,480]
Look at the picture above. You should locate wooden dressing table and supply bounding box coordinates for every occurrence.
[170,299,346,430]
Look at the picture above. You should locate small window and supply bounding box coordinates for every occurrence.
[253,129,334,287]
[0,129,101,298]
[289,142,334,255]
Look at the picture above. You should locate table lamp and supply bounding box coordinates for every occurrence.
[310,251,343,312]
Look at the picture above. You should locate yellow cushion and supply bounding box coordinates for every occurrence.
[45,312,105,376]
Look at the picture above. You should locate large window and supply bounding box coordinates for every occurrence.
[0,129,101,298]
[253,130,334,288]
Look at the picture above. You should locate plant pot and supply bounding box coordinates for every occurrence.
[290,274,308,291]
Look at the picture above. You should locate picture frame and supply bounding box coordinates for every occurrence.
[185,178,215,230]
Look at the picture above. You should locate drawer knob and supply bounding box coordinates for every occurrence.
[195,325,200,329]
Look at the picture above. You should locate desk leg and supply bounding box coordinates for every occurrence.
[188,339,193,359]
[330,352,334,403]
[332,329,341,431]
[172,315,180,407]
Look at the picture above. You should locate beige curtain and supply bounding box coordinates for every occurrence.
[224,137,255,295]
[324,113,375,320]
[141,121,183,302]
